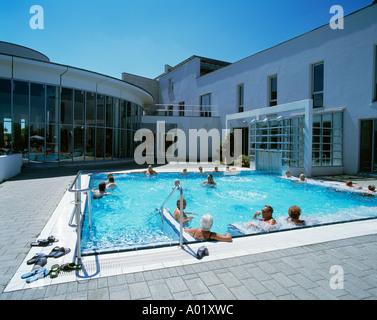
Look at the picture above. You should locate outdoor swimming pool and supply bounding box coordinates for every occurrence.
[80,171,377,255]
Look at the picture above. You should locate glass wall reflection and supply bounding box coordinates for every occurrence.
[0,77,143,163]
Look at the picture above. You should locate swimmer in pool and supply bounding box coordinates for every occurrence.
[174,198,194,225]
[201,174,216,186]
[91,182,115,199]
[247,205,276,229]
[286,205,306,226]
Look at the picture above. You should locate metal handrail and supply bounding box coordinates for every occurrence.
[68,171,92,261]
[159,183,184,248]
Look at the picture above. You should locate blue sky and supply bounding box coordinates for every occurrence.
[0,0,373,79]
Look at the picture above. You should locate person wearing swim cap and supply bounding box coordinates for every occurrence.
[184,214,232,242]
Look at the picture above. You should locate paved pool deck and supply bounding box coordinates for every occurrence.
[0,161,376,300]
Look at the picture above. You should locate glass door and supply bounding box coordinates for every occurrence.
[359,119,377,173]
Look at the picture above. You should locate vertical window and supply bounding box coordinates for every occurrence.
[46,86,59,125]
[86,92,96,126]
[168,78,174,92]
[312,62,324,108]
[30,83,45,123]
[238,84,244,112]
[0,78,12,155]
[179,101,185,116]
[374,46,377,101]
[30,123,44,162]
[168,105,173,116]
[74,90,85,125]
[13,80,29,123]
[105,96,113,127]
[96,94,104,127]
[60,88,73,124]
[0,78,11,122]
[200,93,212,117]
[269,76,277,107]
[85,127,95,161]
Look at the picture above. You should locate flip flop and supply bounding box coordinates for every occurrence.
[30,235,58,247]
[49,264,60,278]
[27,253,49,265]
[49,247,71,258]
[60,262,82,271]
[30,257,48,271]
[26,267,49,283]
[196,246,209,260]
[21,266,43,279]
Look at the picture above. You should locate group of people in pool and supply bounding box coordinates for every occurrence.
[145,164,239,186]
[173,196,305,243]
[286,170,377,195]
[91,173,118,199]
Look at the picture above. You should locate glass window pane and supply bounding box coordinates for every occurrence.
[13,81,29,123]
[106,96,113,127]
[113,98,120,128]
[333,112,343,129]
[73,126,84,161]
[46,86,59,125]
[30,123,45,162]
[12,121,28,161]
[360,120,373,172]
[121,100,127,129]
[86,92,96,126]
[0,121,12,154]
[30,83,45,123]
[113,129,120,159]
[74,90,85,125]
[313,63,324,92]
[60,125,73,161]
[85,127,95,161]
[46,124,59,162]
[96,127,104,159]
[0,78,12,122]
[61,88,73,124]
[96,94,104,127]
[105,128,113,159]
[120,130,127,158]
[270,76,277,106]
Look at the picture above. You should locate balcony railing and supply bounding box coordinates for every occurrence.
[144,104,219,117]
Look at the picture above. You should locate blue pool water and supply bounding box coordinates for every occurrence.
[80,171,377,254]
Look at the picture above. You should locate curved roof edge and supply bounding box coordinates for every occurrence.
[0,47,154,105]
[0,41,50,62]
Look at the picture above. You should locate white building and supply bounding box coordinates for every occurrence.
[0,42,153,166]
[147,2,377,176]
[1,2,377,178]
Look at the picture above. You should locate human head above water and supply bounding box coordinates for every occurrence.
[288,205,302,220]
[176,197,186,209]
[200,214,213,231]
[99,182,106,192]
[262,205,273,219]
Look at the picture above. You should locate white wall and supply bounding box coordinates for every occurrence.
[141,115,222,161]
[0,154,22,182]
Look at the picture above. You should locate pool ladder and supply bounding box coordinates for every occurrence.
[159,183,185,248]
[68,171,92,261]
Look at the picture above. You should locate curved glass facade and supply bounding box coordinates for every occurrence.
[0,77,143,163]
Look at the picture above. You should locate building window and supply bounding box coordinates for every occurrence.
[269,76,277,106]
[168,78,174,92]
[312,62,324,108]
[238,84,244,112]
[374,45,377,101]
[312,112,343,167]
[200,93,212,117]
[179,101,185,116]
[168,105,173,116]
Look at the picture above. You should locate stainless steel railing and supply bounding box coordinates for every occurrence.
[159,183,184,248]
[68,171,92,261]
